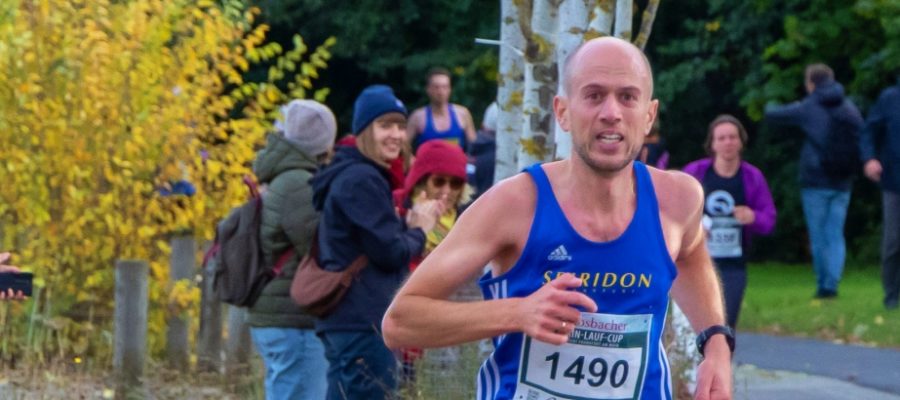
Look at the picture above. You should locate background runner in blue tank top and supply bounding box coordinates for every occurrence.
[385,37,734,400]
[408,67,477,152]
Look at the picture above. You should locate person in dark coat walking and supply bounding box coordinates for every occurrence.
[765,63,864,298]
[311,85,443,400]
[861,76,900,310]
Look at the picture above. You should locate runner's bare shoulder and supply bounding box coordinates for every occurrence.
[459,172,537,243]
[408,107,426,131]
[647,168,704,225]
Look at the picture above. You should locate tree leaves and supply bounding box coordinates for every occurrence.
[0,0,332,360]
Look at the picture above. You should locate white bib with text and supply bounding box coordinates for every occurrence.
[707,216,742,258]
[513,312,652,400]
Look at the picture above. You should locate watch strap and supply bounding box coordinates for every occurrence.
[695,324,735,357]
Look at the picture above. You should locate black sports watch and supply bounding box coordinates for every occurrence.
[695,325,735,358]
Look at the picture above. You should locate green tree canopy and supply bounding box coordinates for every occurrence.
[250,0,500,132]
[648,0,898,263]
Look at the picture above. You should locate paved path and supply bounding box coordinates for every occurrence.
[734,365,900,400]
[733,332,900,399]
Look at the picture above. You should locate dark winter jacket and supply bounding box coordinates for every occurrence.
[861,82,900,193]
[311,146,426,333]
[246,133,319,329]
[765,81,864,191]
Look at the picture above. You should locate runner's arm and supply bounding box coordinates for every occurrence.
[666,175,733,400]
[406,108,424,144]
[383,176,596,349]
[459,105,478,148]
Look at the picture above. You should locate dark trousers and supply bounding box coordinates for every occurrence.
[883,192,900,306]
[716,265,747,330]
[320,330,398,400]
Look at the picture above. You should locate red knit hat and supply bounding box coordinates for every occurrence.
[400,140,468,201]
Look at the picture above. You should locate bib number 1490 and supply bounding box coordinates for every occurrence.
[545,352,629,388]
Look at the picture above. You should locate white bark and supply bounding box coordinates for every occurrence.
[613,0,632,40]
[588,0,614,36]
[553,0,590,160]
[668,303,700,395]
[517,0,560,170]
[494,0,526,182]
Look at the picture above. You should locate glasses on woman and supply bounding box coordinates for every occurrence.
[429,175,465,190]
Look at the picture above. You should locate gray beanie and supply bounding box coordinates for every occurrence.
[280,99,337,157]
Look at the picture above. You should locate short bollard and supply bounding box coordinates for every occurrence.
[114,260,149,399]
[166,235,195,371]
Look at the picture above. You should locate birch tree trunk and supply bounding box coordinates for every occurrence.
[613,0,633,40]
[666,303,700,398]
[494,0,526,182]
[588,0,614,37]
[553,0,590,160]
[516,0,560,170]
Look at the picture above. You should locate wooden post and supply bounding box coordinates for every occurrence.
[225,305,252,375]
[166,235,195,371]
[197,241,223,373]
[114,260,149,399]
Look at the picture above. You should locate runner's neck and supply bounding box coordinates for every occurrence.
[429,102,450,115]
[560,160,637,216]
[713,157,741,178]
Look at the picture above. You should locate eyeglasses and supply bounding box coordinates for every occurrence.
[429,175,465,190]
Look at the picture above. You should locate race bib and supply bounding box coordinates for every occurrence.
[514,313,652,400]
[707,216,742,258]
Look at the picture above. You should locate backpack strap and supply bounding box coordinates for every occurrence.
[244,173,292,275]
[243,175,260,199]
[345,254,368,275]
[243,174,263,213]
[202,242,220,268]
[272,247,296,276]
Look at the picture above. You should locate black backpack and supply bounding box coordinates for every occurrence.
[203,176,294,307]
[811,107,862,180]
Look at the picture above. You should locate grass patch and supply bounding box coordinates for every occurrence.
[740,262,900,348]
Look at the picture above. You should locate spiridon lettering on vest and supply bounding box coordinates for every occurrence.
[543,270,653,289]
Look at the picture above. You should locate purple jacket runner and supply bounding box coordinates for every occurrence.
[682,158,777,247]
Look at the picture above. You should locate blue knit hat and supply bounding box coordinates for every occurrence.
[352,85,408,135]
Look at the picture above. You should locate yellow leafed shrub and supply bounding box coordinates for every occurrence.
[0,0,333,363]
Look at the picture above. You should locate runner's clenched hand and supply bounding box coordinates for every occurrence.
[515,274,598,345]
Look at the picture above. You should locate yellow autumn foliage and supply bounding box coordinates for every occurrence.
[0,0,333,360]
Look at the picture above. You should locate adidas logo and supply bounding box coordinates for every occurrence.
[547,245,572,261]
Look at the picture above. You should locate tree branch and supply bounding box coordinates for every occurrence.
[633,0,660,50]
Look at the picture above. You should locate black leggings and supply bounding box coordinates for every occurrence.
[716,265,747,330]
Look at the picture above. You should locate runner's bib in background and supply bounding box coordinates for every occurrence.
[707,216,742,258]
[514,312,652,400]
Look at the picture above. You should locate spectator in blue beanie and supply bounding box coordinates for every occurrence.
[310,85,444,400]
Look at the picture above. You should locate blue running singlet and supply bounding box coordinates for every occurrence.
[477,162,678,400]
[416,105,467,150]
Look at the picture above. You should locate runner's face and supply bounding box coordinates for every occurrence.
[372,113,407,162]
[711,122,743,161]
[426,74,451,105]
[555,40,657,175]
